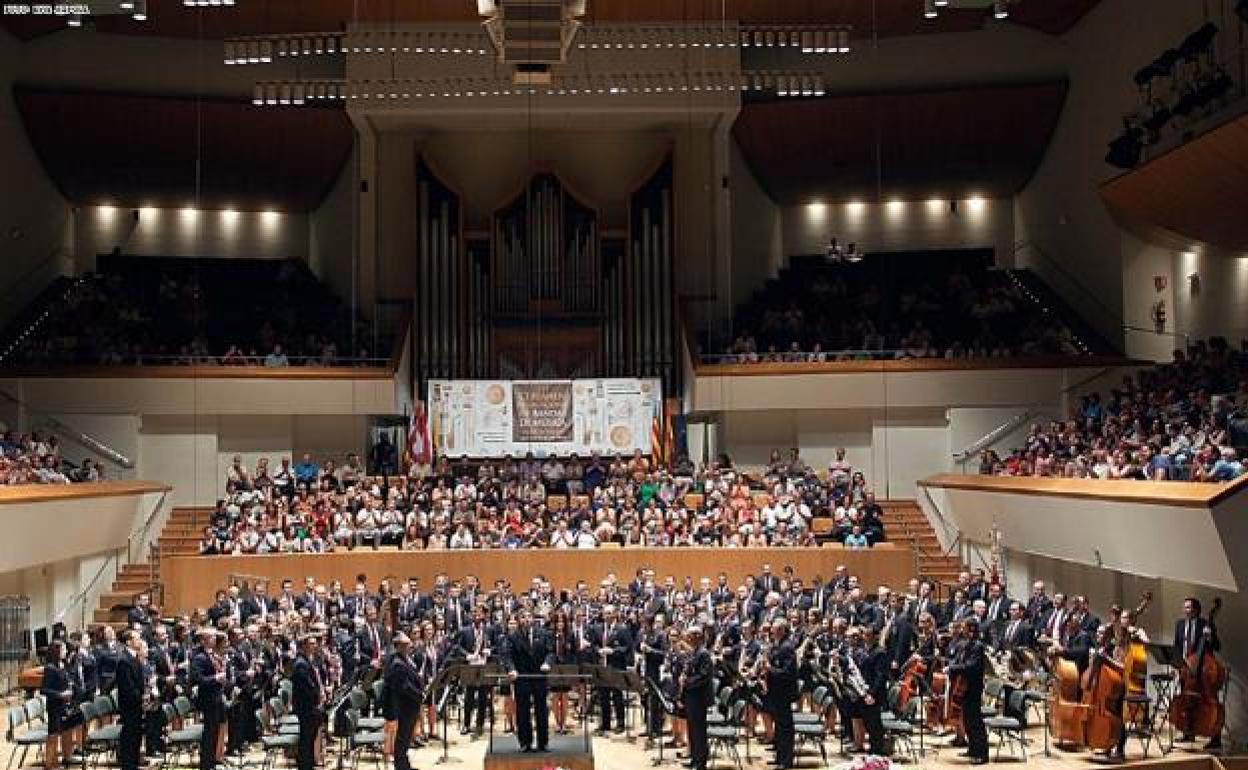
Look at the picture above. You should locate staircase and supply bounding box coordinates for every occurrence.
[879,500,964,586]
[93,506,210,624]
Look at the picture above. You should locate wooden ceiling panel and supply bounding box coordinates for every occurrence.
[1,0,1101,40]
[1100,113,1248,252]
[14,89,353,212]
[731,81,1069,204]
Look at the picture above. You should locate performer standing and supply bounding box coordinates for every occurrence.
[640,614,670,741]
[503,609,553,753]
[765,619,799,770]
[40,640,80,770]
[680,626,714,770]
[114,632,146,770]
[946,618,989,765]
[593,605,633,734]
[291,635,325,770]
[383,633,425,770]
[189,629,226,770]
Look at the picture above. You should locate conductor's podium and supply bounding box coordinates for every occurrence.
[485,734,593,770]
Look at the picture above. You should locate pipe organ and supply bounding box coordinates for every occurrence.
[413,158,464,380]
[410,155,678,393]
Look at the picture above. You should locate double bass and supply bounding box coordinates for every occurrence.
[1080,629,1126,751]
[1121,592,1153,723]
[1048,657,1089,746]
[1170,597,1227,741]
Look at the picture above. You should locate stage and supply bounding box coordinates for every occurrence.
[485,733,595,770]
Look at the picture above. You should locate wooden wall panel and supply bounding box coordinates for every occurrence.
[162,546,912,612]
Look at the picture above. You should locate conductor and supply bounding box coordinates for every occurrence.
[503,609,554,753]
[680,626,714,770]
[291,635,325,770]
[383,633,425,770]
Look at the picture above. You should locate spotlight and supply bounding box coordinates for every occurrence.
[935,0,949,5]
[119,0,133,7]
[131,0,147,20]
[924,0,938,19]
[67,13,82,26]
[993,0,1009,19]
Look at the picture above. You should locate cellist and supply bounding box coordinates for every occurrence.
[1172,598,1222,751]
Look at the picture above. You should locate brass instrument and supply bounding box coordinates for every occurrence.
[841,649,869,702]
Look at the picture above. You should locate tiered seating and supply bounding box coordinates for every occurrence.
[717,249,1109,362]
[6,256,385,367]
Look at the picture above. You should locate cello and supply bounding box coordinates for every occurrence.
[1048,657,1090,746]
[1170,597,1227,741]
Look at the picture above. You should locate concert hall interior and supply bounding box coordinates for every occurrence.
[2,1,1248,770]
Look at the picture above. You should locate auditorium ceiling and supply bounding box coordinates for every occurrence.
[1,0,1101,40]
[732,80,1069,204]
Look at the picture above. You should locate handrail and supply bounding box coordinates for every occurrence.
[128,490,169,565]
[0,388,135,469]
[952,410,1035,464]
[1012,240,1124,332]
[54,551,119,630]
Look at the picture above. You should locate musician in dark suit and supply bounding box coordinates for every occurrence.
[855,626,888,756]
[457,607,496,737]
[503,609,554,753]
[1025,581,1053,623]
[680,626,714,770]
[639,614,670,740]
[592,605,633,733]
[1173,597,1222,749]
[241,585,275,625]
[126,594,154,638]
[383,633,425,770]
[40,640,82,769]
[994,602,1035,653]
[291,635,325,770]
[115,632,147,770]
[882,593,916,672]
[1052,613,1093,674]
[764,619,799,770]
[189,629,226,770]
[945,617,989,765]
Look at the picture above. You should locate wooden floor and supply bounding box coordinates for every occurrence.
[1,697,1225,770]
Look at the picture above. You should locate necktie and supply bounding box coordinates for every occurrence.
[371,626,380,661]
[1186,620,1194,657]
[1008,621,1018,644]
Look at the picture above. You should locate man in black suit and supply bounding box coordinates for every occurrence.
[115,630,147,770]
[356,605,389,673]
[1025,581,1053,624]
[593,605,633,733]
[1173,597,1222,749]
[946,618,989,765]
[680,626,714,770]
[383,633,425,770]
[755,564,779,596]
[765,619,799,770]
[291,635,324,770]
[995,602,1035,653]
[882,593,916,673]
[189,629,226,770]
[983,583,1010,639]
[1037,593,1069,643]
[458,607,496,737]
[1052,613,1093,674]
[126,594,154,639]
[855,626,889,756]
[503,609,553,753]
[909,580,941,626]
[639,614,670,740]
[242,583,275,625]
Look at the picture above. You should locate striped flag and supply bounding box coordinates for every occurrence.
[651,416,665,467]
[407,399,432,469]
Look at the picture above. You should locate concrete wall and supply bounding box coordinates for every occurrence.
[727,140,783,310]
[0,27,72,327]
[1014,0,1214,346]
[309,146,358,305]
[74,204,309,269]
[781,197,1014,263]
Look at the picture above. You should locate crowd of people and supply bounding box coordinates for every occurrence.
[9,258,381,368]
[198,447,888,555]
[984,337,1248,482]
[718,254,1090,364]
[33,562,1224,770]
[0,429,101,485]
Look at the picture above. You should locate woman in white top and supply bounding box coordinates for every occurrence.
[574,521,599,549]
[449,523,475,549]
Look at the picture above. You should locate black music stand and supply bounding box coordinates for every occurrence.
[460,663,504,742]
[642,675,676,766]
[431,663,465,764]
[548,666,592,752]
[621,670,646,740]
[1147,643,1179,753]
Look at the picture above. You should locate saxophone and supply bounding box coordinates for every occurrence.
[842,649,870,702]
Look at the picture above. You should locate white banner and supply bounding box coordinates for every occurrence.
[427,378,662,458]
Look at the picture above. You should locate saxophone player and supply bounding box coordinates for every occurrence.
[639,614,670,741]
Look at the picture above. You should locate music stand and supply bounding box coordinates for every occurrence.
[1147,643,1179,753]
[460,663,504,743]
[431,663,466,764]
[548,666,591,753]
[621,670,646,740]
[643,675,675,766]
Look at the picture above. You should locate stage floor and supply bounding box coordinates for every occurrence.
[0,696,1229,770]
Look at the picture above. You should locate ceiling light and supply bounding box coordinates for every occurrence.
[993,0,1009,19]
[120,0,134,7]
[67,13,82,26]
[131,0,147,21]
[935,0,949,5]
[924,0,938,19]
[838,28,850,53]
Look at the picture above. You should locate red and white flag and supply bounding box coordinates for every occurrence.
[408,399,432,468]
